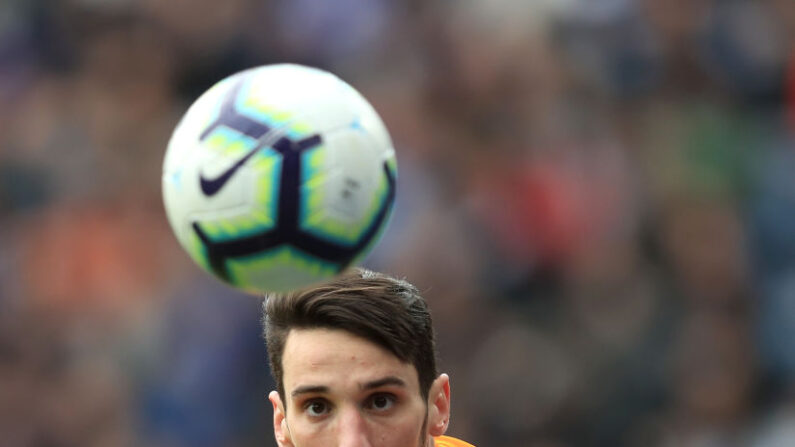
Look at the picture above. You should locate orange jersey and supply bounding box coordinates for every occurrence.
[434,435,475,447]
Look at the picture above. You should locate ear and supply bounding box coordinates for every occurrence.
[427,374,451,437]
[269,390,294,447]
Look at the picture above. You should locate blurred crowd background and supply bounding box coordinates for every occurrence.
[1,0,794,446]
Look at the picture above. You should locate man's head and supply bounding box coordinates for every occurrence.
[262,268,451,447]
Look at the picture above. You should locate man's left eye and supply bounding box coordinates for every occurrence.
[366,394,396,412]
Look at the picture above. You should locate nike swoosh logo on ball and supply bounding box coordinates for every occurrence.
[200,134,323,197]
[199,146,262,196]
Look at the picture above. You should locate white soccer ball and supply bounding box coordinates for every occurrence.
[162,64,396,293]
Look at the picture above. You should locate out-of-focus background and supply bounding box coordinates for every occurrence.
[1,0,794,446]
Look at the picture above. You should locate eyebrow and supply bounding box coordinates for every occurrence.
[290,376,407,398]
[291,385,330,398]
[361,376,406,391]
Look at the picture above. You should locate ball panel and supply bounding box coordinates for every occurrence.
[194,213,270,243]
[225,245,340,293]
[298,126,389,246]
[186,154,281,245]
[299,166,391,247]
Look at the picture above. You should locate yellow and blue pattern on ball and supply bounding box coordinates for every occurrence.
[235,78,310,139]
[225,245,340,294]
[196,128,281,240]
[299,141,394,247]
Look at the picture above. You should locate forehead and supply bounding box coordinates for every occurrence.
[281,328,420,393]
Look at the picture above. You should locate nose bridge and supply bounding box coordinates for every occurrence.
[337,403,370,447]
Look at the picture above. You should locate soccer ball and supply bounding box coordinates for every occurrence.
[162,64,397,293]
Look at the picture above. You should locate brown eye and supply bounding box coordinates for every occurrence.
[367,394,396,412]
[305,399,331,417]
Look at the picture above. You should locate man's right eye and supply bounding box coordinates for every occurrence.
[304,399,331,417]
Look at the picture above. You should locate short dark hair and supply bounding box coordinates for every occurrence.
[263,268,439,403]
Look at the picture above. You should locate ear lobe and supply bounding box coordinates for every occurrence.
[269,391,294,447]
[427,374,451,437]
